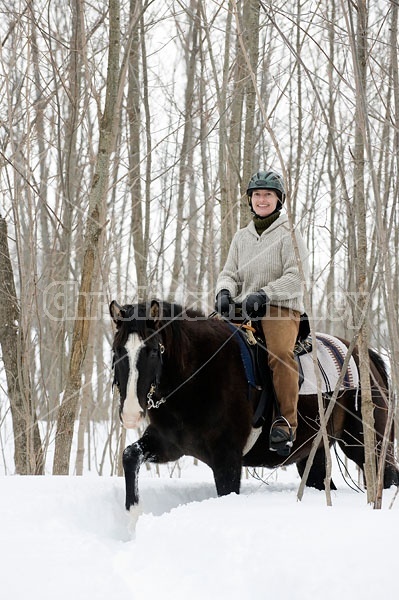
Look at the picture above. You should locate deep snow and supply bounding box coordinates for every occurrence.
[1,462,398,600]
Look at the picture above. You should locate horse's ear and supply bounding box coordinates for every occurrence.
[150,300,165,330]
[149,300,162,327]
[110,300,124,323]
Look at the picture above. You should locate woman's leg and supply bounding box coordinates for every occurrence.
[261,305,300,432]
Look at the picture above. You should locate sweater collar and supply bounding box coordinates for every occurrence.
[253,211,281,235]
[247,212,288,237]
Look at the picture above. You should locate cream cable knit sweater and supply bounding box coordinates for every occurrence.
[216,213,309,314]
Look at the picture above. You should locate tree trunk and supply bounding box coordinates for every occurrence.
[0,215,43,474]
[226,2,243,236]
[240,0,260,223]
[128,0,147,292]
[169,2,199,300]
[53,0,122,475]
[75,254,99,476]
[217,0,236,265]
[325,0,337,335]
[350,0,377,502]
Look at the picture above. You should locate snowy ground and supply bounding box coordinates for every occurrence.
[1,461,398,600]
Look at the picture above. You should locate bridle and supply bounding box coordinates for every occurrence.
[112,336,166,412]
[146,341,166,410]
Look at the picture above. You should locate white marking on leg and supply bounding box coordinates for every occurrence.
[127,503,143,537]
[122,334,144,429]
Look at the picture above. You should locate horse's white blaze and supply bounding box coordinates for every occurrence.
[122,333,144,429]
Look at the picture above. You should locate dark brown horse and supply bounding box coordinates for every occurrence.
[110,299,398,511]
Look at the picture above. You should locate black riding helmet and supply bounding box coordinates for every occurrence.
[246,170,286,206]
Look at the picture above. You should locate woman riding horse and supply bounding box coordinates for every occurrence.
[215,170,309,456]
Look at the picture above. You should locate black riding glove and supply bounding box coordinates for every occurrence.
[215,289,233,318]
[243,290,269,319]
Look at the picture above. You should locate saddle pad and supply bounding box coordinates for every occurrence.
[226,323,258,388]
[299,333,359,396]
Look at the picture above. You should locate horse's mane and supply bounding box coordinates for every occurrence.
[112,301,206,344]
[150,302,206,368]
[154,302,233,373]
[111,300,229,373]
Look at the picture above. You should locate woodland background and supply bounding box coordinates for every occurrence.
[0,0,398,494]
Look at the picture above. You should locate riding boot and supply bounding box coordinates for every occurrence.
[269,417,296,456]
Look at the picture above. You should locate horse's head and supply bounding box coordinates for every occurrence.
[110,300,164,429]
[110,299,198,427]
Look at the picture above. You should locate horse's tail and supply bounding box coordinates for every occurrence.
[367,347,396,445]
[368,347,389,391]
[368,348,399,485]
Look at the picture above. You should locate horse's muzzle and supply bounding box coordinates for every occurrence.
[121,410,144,429]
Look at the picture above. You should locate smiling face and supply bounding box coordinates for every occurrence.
[250,189,279,217]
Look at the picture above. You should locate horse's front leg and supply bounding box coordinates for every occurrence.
[210,445,243,496]
[122,439,147,512]
[122,426,182,512]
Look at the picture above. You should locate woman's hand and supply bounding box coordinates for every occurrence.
[215,289,233,318]
[243,290,269,319]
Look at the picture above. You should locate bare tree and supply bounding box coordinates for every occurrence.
[53,0,126,474]
[240,0,260,220]
[345,0,377,502]
[0,215,43,474]
[169,0,200,300]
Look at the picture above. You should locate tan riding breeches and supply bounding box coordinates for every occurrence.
[261,305,300,431]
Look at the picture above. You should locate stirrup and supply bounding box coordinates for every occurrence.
[269,417,295,457]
